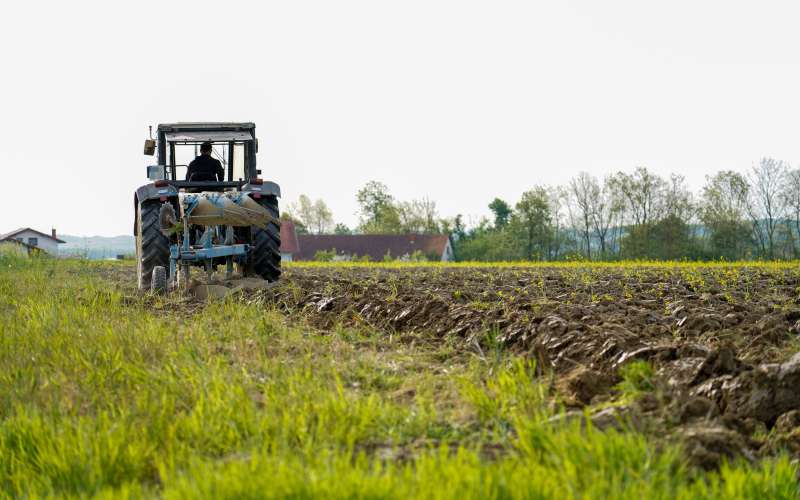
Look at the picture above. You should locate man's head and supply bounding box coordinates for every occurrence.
[200,142,213,155]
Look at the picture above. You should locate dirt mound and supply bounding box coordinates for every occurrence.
[694,352,800,425]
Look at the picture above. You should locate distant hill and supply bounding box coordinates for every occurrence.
[60,235,135,260]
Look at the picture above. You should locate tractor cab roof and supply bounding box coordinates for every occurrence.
[157,122,255,131]
[157,123,257,144]
[164,130,253,143]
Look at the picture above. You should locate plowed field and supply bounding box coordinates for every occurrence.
[267,264,800,467]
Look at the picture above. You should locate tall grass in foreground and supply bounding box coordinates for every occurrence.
[0,254,797,498]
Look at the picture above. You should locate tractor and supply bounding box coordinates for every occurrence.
[134,122,281,292]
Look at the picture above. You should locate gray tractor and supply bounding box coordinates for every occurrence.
[134,122,281,291]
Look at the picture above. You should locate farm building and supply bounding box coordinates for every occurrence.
[279,221,300,262]
[0,228,65,255]
[280,230,454,262]
[0,238,40,256]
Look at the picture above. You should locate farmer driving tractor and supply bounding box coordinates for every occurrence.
[186,141,224,182]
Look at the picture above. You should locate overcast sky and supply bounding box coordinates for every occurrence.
[2,0,800,236]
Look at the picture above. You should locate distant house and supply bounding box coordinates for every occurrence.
[0,228,65,255]
[280,230,454,262]
[0,238,40,256]
[280,221,300,262]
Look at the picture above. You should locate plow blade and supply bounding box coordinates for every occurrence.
[180,192,278,227]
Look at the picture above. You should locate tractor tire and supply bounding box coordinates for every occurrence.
[136,200,171,291]
[151,266,167,294]
[249,195,281,282]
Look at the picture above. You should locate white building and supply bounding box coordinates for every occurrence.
[0,228,65,255]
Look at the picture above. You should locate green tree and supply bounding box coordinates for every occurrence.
[290,194,334,234]
[547,186,573,259]
[454,219,521,261]
[784,168,800,258]
[512,187,553,261]
[609,168,700,260]
[356,181,394,226]
[397,197,440,233]
[747,158,789,259]
[609,167,667,228]
[663,174,695,224]
[356,181,403,234]
[453,214,466,240]
[440,214,466,240]
[359,204,402,234]
[700,170,752,259]
[568,173,596,259]
[488,198,512,228]
[591,176,621,257]
[280,211,308,234]
[333,223,352,235]
[622,215,694,260]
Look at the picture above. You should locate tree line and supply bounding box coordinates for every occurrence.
[283,158,800,261]
[282,180,456,237]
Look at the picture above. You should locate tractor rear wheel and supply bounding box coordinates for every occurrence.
[249,195,281,282]
[136,200,171,290]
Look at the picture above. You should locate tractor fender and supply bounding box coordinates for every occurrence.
[242,181,281,198]
[136,183,179,204]
[133,183,179,235]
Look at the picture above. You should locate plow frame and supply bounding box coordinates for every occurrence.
[165,196,250,290]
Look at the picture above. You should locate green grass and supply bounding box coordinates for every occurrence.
[616,361,657,400]
[0,253,797,498]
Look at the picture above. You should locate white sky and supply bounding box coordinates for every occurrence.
[2,0,800,236]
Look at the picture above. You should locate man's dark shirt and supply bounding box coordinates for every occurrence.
[186,154,225,182]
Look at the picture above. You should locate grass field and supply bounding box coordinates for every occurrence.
[1,254,799,498]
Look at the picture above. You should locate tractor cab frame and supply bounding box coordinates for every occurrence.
[145,122,261,190]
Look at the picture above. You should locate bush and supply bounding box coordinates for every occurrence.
[314,249,336,262]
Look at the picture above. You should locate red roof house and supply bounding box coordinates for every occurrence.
[279,221,301,261]
[279,230,454,262]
